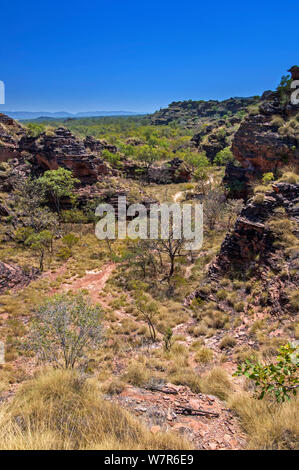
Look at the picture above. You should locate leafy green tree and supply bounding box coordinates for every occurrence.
[27,293,103,369]
[277,74,292,105]
[181,150,209,172]
[135,145,160,182]
[61,233,79,250]
[234,343,299,402]
[12,177,58,233]
[194,167,209,193]
[26,122,46,137]
[214,147,235,166]
[37,168,80,213]
[101,149,121,167]
[25,230,54,271]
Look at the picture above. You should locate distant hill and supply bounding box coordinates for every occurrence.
[1,110,146,120]
[149,96,260,128]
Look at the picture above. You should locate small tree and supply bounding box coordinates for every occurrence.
[214,147,235,166]
[25,230,54,271]
[234,343,299,402]
[204,189,226,230]
[12,177,59,233]
[194,167,209,194]
[37,168,79,213]
[27,293,103,369]
[277,74,292,105]
[154,229,185,283]
[135,294,159,342]
[225,199,244,230]
[163,327,174,351]
[182,150,209,173]
[136,145,159,183]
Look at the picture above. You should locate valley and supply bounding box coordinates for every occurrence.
[0,67,298,450]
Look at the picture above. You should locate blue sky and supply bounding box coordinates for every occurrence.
[0,0,298,113]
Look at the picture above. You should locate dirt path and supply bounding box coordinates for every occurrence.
[58,262,116,302]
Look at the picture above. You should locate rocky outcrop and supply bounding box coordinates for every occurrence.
[0,114,26,161]
[0,115,190,189]
[123,157,191,184]
[223,163,253,200]
[83,135,117,154]
[193,130,228,163]
[289,65,299,80]
[0,156,32,192]
[232,113,297,175]
[210,182,299,274]
[20,127,116,185]
[231,91,298,175]
[0,261,39,293]
[149,96,260,128]
[187,182,299,314]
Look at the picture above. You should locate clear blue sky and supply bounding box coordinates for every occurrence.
[0,0,298,113]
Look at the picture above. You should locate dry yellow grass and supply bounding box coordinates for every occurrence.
[200,366,233,400]
[0,368,192,450]
[228,392,299,450]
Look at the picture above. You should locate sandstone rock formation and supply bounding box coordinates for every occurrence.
[19,127,115,185]
[149,96,260,128]
[289,65,299,80]
[0,261,39,293]
[0,115,190,187]
[211,182,299,273]
[83,135,117,154]
[188,182,299,314]
[0,114,26,161]
[231,92,298,176]
[192,128,228,162]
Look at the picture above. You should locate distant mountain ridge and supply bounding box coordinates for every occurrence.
[0,110,146,120]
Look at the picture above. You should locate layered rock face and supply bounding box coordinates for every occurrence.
[0,262,39,293]
[20,127,115,185]
[232,114,297,175]
[187,182,299,314]
[0,114,192,192]
[0,114,26,161]
[231,92,298,175]
[83,135,117,154]
[223,163,253,199]
[210,182,299,274]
